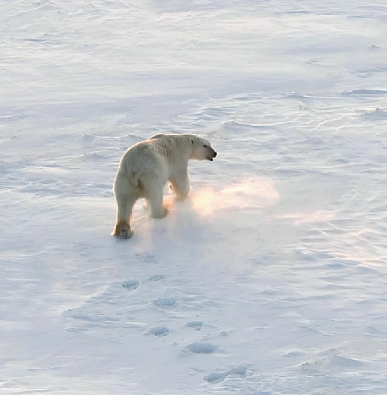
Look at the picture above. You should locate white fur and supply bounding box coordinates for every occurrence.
[112,133,216,238]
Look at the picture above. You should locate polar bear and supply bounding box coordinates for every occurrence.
[112,133,217,238]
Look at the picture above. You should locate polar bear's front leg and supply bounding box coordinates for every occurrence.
[169,170,190,199]
[146,189,168,219]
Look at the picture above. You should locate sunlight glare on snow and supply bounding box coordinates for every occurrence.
[191,177,279,217]
[277,210,336,225]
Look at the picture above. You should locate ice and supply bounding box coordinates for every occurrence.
[1,0,387,394]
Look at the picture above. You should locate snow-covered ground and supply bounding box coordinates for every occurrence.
[1,1,387,393]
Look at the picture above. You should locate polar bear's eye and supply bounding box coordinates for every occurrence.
[203,145,208,148]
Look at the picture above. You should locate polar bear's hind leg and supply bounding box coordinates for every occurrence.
[112,191,137,238]
[112,222,132,239]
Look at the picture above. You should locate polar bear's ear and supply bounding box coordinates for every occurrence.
[190,138,194,145]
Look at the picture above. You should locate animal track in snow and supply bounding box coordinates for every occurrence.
[122,279,140,290]
[187,342,219,354]
[153,297,178,308]
[185,321,203,330]
[146,326,170,337]
[148,274,166,282]
[204,366,247,383]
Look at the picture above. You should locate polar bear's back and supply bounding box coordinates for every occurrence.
[120,135,191,171]
[120,141,165,174]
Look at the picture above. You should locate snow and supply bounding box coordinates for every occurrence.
[1,0,387,394]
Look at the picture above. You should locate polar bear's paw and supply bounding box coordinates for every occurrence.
[112,222,133,239]
[151,207,168,219]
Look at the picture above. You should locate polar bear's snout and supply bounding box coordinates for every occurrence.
[207,148,217,161]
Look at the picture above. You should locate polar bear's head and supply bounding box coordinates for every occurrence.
[189,135,217,161]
